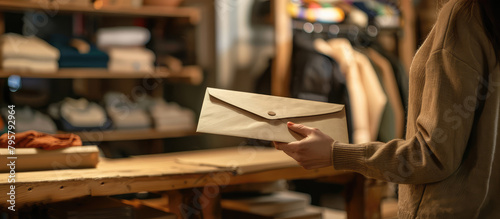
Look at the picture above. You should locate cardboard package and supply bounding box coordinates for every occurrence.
[197,88,349,143]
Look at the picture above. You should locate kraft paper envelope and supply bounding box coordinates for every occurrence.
[197,88,349,143]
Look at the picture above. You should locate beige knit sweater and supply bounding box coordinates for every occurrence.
[332,1,500,218]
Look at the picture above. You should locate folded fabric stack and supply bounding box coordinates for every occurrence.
[107,47,155,73]
[97,26,151,48]
[1,33,60,72]
[139,97,195,131]
[97,27,155,73]
[104,92,152,130]
[49,34,109,68]
[56,98,112,132]
[1,106,57,134]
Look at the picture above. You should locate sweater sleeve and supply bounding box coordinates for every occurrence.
[332,49,483,184]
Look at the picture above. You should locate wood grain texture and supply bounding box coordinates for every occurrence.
[0,68,196,80]
[63,127,196,142]
[0,148,347,208]
[0,0,200,24]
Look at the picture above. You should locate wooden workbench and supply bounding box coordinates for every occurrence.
[0,147,380,218]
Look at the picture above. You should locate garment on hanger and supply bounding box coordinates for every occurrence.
[290,32,353,142]
[354,51,387,141]
[0,130,82,150]
[371,42,409,113]
[364,55,396,142]
[366,48,405,138]
[324,38,371,143]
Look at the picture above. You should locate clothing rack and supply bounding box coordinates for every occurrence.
[291,20,380,46]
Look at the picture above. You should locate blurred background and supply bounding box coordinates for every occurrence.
[0,0,448,217]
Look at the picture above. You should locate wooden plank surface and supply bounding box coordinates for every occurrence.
[0,0,200,24]
[0,68,191,79]
[66,127,196,142]
[175,146,298,174]
[0,147,345,207]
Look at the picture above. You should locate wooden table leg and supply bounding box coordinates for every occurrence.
[167,186,221,219]
[344,173,365,219]
[344,174,384,219]
[364,179,385,219]
[202,186,221,219]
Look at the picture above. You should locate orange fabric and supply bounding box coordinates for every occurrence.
[0,130,82,150]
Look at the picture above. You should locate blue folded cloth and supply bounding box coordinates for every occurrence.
[49,34,109,68]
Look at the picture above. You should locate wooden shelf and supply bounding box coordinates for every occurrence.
[0,0,200,24]
[0,68,193,80]
[65,128,197,142]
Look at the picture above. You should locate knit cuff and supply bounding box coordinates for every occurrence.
[332,141,366,172]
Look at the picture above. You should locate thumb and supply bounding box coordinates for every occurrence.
[287,122,314,137]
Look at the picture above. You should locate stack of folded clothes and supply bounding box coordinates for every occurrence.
[107,47,155,73]
[48,34,109,68]
[148,99,195,131]
[1,33,60,72]
[104,92,152,130]
[97,27,156,73]
[97,26,151,48]
[49,98,112,132]
[1,106,57,134]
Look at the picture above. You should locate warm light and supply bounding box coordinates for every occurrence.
[93,0,103,9]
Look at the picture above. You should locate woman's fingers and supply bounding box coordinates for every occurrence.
[275,124,335,169]
[287,122,316,137]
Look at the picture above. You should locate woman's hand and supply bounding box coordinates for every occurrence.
[274,122,335,169]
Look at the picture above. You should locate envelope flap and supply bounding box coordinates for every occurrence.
[207,88,344,120]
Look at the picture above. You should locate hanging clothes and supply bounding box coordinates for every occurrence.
[319,38,371,143]
[290,31,353,142]
[353,51,388,141]
[366,48,405,139]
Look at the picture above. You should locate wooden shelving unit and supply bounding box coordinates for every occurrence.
[65,128,197,142]
[0,68,192,80]
[0,0,200,24]
[0,3,202,143]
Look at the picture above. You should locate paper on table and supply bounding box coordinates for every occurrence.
[175,146,299,174]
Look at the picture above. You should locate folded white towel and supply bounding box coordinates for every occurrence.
[61,98,108,127]
[1,33,60,60]
[108,60,154,73]
[2,58,58,73]
[104,92,152,129]
[97,27,151,47]
[108,47,155,63]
